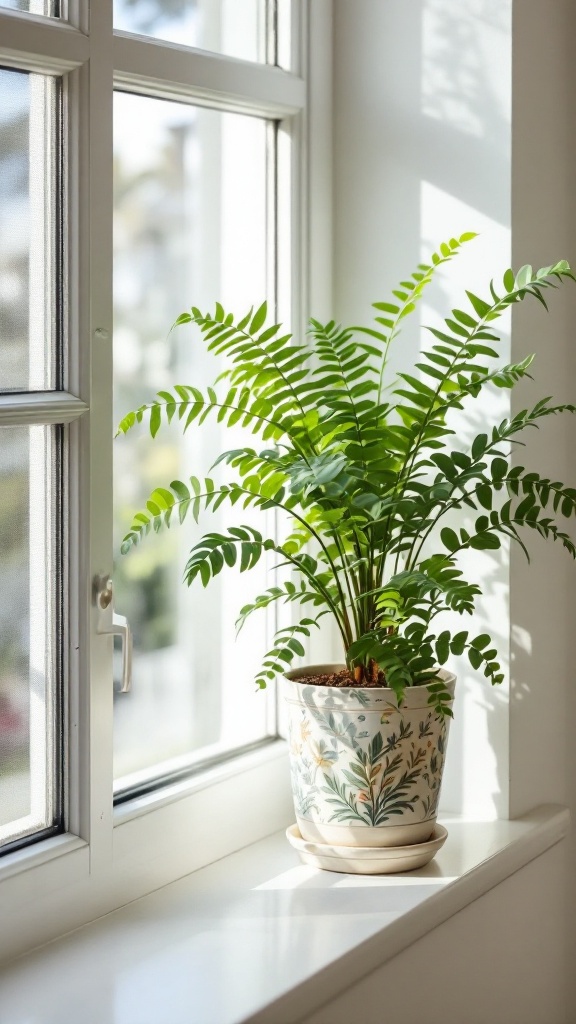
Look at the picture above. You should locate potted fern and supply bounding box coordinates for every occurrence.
[117,234,575,872]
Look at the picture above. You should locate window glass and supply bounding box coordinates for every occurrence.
[0,68,58,392]
[0,425,61,852]
[113,92,274,792]
[114,0,283,65]
[0,1,58,13]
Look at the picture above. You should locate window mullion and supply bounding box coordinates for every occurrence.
[0,392,87,425]
[71,0,115,869]
[112,32,306,116]
[0,9,89,74]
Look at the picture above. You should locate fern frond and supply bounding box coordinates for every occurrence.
[254,615,328,688]
[174,303,318,450]
[118,241,575,697]
[353,232,478,402]
[393,262,575,518]
[115,384,315,457]
[308,318,382,450]
[438,502,576,561]
[120,478,269,554]
[236,579,333,633]
[184,526,278,587]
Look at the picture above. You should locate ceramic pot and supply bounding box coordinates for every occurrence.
[282,664,455,848]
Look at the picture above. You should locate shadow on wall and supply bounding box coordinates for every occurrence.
[334,0,513,819]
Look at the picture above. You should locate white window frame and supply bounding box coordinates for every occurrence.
[0,0,333,966]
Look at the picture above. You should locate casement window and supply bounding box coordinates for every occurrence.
[0,61,68,853]
[0,0,320,960]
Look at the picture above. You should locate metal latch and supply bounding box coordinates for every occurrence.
[94,574,133,693]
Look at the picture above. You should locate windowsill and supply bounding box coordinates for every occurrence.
[0,804,569,1024]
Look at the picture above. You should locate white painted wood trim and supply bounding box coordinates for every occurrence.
[113,738,289,824]
[0,747,295,965]
[244,806,571,1024]
[113,33,306,115]
[0,833,87,882]
[0,9,89,73]
[0,392,88,425]
[0,806,568,1020]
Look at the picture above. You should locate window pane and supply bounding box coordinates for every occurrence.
[114,0,280,65]
[0,425,61,852]
[0,1,58,14]
[113,93,274,791]
[0,68,59,392]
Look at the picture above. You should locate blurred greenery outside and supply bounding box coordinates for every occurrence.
[0,5,276,820]
[112,79,273,782]
[0,69,32,819]
[113,100,191,658]
[113,0,267,62]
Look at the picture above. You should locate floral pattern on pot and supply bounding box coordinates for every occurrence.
[283,668,455,845]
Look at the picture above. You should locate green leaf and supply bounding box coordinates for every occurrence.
[373,301,399,314]
[515,265,533,289]
[471,433,488,460]
[470,532,501,550]
[149,404,161,438]
[450,631,468,656]
[466,291,491,317]
[441,528,459,553]
[476,484,493,510]
[173,312,192,326]
[250,301,268,334]
[468,647,483,670]
[491,457,508,484]
[117,244,576,708]
[435,630,450,665]
[503,268,515,292]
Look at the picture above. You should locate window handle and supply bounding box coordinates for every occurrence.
[94,575,133,693]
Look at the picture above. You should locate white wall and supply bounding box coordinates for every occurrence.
[509,1,576,1015]
[303,845,566,1024]
[330,1,576,1019]
[332,0,512,821]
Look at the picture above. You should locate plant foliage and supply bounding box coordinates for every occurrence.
[117,235,575,714]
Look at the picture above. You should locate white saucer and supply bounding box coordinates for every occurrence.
[286,822,448,875]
